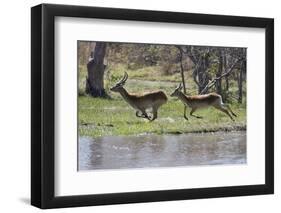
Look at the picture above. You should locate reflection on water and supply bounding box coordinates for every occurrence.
[78,131,246,171]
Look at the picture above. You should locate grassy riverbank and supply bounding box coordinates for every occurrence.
[78,64,246,138]
[79,96,246,138]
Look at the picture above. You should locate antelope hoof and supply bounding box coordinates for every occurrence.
[145,115,153,121]
[136,111,146,118]
[196,116,203,119]
[149,116,156,122]
[184,115,189,120]
[232,113,237,117]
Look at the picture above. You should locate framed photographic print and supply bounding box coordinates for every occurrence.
[31,3,274,209]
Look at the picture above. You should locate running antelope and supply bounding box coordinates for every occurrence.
[170,84,237,121]
[110,72,168,121]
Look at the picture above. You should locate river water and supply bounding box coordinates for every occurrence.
[78,131,246,171]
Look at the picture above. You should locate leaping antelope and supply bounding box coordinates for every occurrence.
[110,72,168,121]
[170,83,237,121]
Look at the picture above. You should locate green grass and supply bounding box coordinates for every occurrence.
[78,64,246,137]
[79,95,246,138]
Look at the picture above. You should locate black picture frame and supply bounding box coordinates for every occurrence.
[31,3,274,209]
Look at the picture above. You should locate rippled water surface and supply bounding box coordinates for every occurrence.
[79,131,246,171]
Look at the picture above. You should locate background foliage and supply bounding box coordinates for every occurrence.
[78,41,246,137]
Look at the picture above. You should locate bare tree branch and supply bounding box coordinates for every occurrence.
[200,57,243,94]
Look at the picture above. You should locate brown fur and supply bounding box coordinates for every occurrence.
[129,91,168,105]
[171,87,237,121]
[111,81,167,121]
[185,93,221,105]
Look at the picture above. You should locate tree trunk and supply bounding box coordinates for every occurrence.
[216,51,223,95]
[178,47,187,94]
[238,59,246,103]
[223,54,229,95]
[86,42,107,97]
[225,77,229,91]
[198,53,210,94]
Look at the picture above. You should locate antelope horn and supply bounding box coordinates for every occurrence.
[123,72,128,82]
[177,83,183,90]
[117,72,128,85]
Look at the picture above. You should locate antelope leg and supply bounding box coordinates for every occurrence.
[214,106,234,121]
[149,107,158,121]
[143,112,153,121]
[190,108,203,119]
[136,111,146,118]
[223,104,237,117]
[183,106,189,120]
[136,110,153,121]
